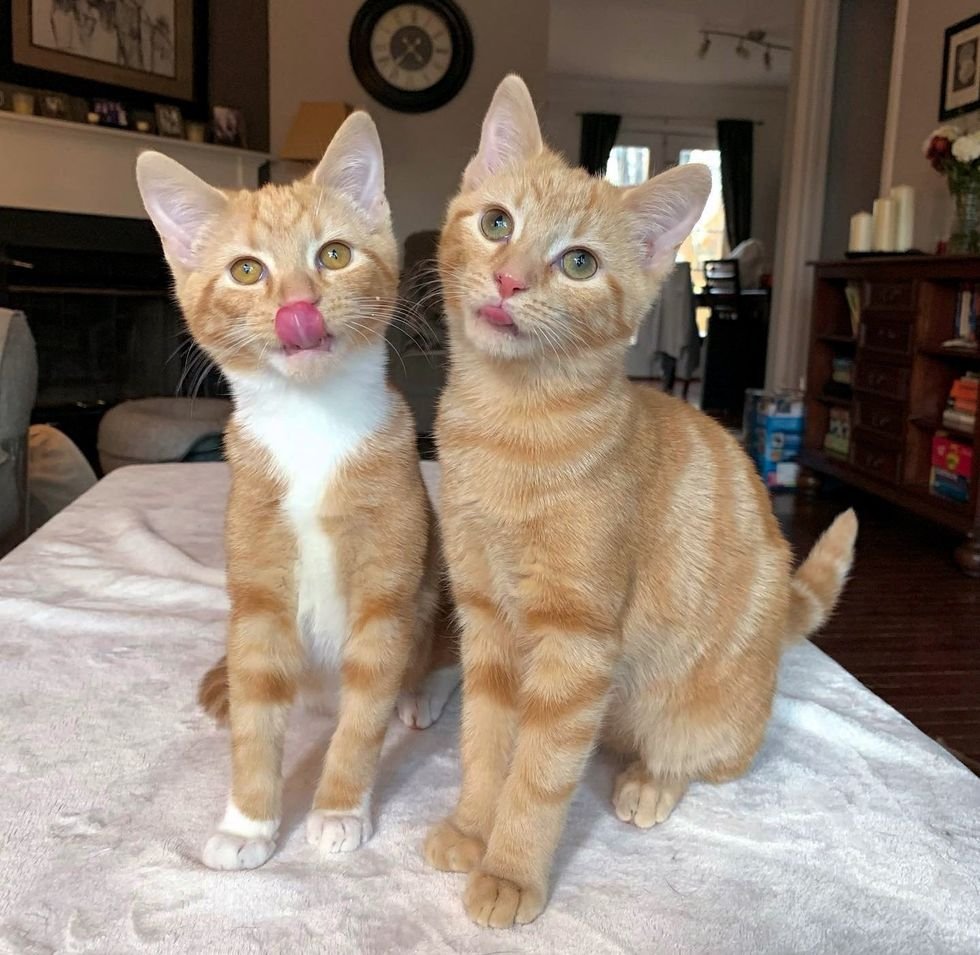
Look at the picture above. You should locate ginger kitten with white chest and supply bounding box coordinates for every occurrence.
[136,113,457,871]
[424,76,857,927]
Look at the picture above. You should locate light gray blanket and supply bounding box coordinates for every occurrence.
[0,463,978,954]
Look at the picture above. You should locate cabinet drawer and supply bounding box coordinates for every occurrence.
[859,315,913,356]
[864,281,916,311]
[854,395,905,438]
[850,430,902,484]
[854,360,910,400]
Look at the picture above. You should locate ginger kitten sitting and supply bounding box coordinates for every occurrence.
[424,76,857,928]
[136,113,457,871]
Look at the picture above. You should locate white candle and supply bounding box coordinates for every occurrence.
[872,197,896,252]
[890,185,915,251]
[849,211,873,252]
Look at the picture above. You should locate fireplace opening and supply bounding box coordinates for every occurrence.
[1,207,223,471]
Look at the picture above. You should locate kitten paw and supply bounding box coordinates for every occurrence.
[397,665,460,729]
[613,766,687,828]
[306,809,373,854]
[202,831,276,870]
[423,818,485,873]
[464,870,545,928]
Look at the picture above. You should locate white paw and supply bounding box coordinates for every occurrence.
[202,831,276,870]
[306,809,373,854]
[397,665,460,729]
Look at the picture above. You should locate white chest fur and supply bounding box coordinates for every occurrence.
[229,346,391,668]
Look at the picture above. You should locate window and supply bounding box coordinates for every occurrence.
[676,148,727,291]
[605,146,650,186]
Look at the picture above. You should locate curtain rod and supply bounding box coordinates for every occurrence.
[577,111,764,127]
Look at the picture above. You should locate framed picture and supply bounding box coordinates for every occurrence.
[155,102,183,137]
[211,105,245,148]
[3,0,203,106]
[38,89,66,118]
[940,13,980,119]
[93,97,127,127]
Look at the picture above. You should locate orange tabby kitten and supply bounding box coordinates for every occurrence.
[136,113,457,871]
[424,76,857,928]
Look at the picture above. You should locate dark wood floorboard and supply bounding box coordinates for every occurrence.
[774,484,980,773]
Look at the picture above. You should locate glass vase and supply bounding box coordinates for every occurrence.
[949,177,980,254]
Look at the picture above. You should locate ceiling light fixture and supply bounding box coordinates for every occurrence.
[695,28,792,65]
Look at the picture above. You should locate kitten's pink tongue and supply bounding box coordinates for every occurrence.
[274,301,328,351]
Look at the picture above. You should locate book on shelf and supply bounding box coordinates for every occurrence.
[930,433,973,503]
[845,282,861,337]
[823,406,851,456]
[952,283,979,344]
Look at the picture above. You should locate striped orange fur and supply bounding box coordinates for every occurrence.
[136,113,458,872]
[424,76,857,928]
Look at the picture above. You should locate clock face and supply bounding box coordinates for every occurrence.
[350,0,473,113]
[370,4,452,92]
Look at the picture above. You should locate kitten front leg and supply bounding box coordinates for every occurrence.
[306,595,413,855]
[464,621,617,928]
[424,594,518,874]
[202,603,303,870]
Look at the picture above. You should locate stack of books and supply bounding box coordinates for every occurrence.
[942,372,978,434]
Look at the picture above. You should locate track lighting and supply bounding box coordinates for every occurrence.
[696,28,791,65]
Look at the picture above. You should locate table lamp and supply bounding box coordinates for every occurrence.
[280,102,354,162]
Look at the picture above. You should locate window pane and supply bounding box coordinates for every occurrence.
[675,148,727,292]
[605,146,650,186]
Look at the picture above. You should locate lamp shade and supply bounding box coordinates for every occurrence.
[280,102,354,161]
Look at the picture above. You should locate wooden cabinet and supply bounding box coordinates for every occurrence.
[801,256,980,576]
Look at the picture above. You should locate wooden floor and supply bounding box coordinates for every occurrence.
[774,485,980,773]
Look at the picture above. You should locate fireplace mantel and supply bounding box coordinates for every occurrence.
[2,111,269,220]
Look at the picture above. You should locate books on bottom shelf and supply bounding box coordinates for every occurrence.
[931,433,973,504]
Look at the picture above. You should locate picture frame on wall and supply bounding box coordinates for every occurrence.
[940,13,980,120]
[2,0,202,106]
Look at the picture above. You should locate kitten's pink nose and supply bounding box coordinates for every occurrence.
[274,300,326,350]
[495,272,528,299]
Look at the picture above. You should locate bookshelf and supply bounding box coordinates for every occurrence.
[801,256,980,576]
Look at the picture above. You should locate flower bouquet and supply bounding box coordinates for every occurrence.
[924,125,980,253]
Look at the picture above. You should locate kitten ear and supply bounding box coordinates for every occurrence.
[135,151,228,270]
[463,74,543,190]
[622,164,712,273]
[312,111,387,226]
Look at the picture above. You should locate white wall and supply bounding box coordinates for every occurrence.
[884,0,980,251]
[543,74,789,260]
[268,0,550,244]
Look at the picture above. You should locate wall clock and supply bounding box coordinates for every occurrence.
[349,0,473,113]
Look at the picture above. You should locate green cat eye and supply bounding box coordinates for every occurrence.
[480,208,513,241]
[318,241,352,270]
[229,257,265,285]
[560,248,598,280]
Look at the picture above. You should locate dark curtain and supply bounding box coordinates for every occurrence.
[579,113,622,176]
[717,119,754,249]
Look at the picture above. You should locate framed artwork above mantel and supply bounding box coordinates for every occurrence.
[1,0,206,108]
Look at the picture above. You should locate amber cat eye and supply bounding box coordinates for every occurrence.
[560,248,598,280]
[480,208,513,241]
[318,241,352,270]
[229,257,265,285]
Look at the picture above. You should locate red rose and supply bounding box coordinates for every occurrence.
[927,135,953,172]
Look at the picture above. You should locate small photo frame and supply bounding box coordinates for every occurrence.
[39,92,69,120]
[212,106,246,148]
[93,99,129,128]
[155,103,185,138]
[941,13,980,119]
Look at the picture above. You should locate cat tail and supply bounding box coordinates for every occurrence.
[784,508,858,644]
[198,655,230,724]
